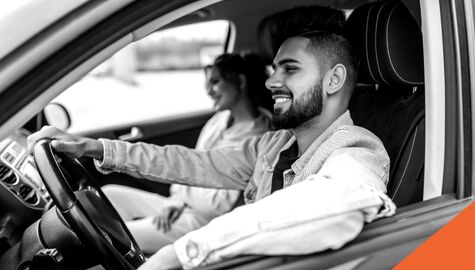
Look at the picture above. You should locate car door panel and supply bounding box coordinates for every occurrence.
[81,110,213,147]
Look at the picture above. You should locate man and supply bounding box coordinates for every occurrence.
[28,6,395,270]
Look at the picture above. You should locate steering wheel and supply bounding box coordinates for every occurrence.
[33,139,146,269]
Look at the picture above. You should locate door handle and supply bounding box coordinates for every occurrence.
[118,127,144,141]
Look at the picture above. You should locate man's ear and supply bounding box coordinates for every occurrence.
[238,74,247,91]
[325,64,346,95]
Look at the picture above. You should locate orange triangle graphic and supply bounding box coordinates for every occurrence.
[394,201,475,269]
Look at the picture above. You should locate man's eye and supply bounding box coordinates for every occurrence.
[284,66,298,72]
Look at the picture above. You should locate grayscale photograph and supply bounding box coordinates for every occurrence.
[0,0,473,269]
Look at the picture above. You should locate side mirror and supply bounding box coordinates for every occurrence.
[44,103,71,130]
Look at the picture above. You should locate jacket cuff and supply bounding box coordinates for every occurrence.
[94,138,125,174]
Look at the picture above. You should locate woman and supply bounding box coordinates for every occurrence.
[104,52,273,254]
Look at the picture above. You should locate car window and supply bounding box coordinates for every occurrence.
[52,20,229,134]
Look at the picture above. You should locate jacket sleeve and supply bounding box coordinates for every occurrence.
[94,137,260,190]
[170,185,241,217]
[170,150,396,269]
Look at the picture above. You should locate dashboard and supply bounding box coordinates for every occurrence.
[0,130,50,254]
[0,131,50,208]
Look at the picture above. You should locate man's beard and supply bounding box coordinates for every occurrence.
[272,80,323,129]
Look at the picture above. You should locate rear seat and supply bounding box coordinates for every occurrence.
[346,0,425,207]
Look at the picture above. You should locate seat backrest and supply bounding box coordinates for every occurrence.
[346,0,425,207]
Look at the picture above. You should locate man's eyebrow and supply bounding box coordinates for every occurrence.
[271,58,301,69]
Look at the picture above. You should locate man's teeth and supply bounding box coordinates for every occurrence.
[275,97,291,104]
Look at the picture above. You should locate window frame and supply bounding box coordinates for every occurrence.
[463,0,475,196]
[438,0,473,199]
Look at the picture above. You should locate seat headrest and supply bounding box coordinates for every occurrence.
[347,0,424,86]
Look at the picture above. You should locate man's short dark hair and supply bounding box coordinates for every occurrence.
[302,32,359,91]
[265,6,359,90]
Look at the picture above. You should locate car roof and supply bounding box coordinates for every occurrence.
[0,0,135,94]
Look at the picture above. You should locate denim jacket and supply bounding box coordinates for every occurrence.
[96,110,396,269]
[170,109,271,219]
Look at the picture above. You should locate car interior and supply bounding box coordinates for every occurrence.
[0,0,469,269]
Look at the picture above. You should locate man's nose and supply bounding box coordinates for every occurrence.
[265,72,282,90]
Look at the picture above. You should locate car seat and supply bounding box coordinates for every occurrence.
[346,0,425,207]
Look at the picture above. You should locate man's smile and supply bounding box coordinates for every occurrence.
[274,97,291,103]
[272,93,292,112]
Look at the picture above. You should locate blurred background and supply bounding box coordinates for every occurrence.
[52,20,229,134]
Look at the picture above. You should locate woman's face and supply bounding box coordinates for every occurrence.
[206,66,241,111]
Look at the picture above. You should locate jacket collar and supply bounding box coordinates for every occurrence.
[262,110,353,173]
[291,110,353,174]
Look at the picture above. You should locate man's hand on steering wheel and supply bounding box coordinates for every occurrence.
[33,138,146,269]
[27,125,103,160]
